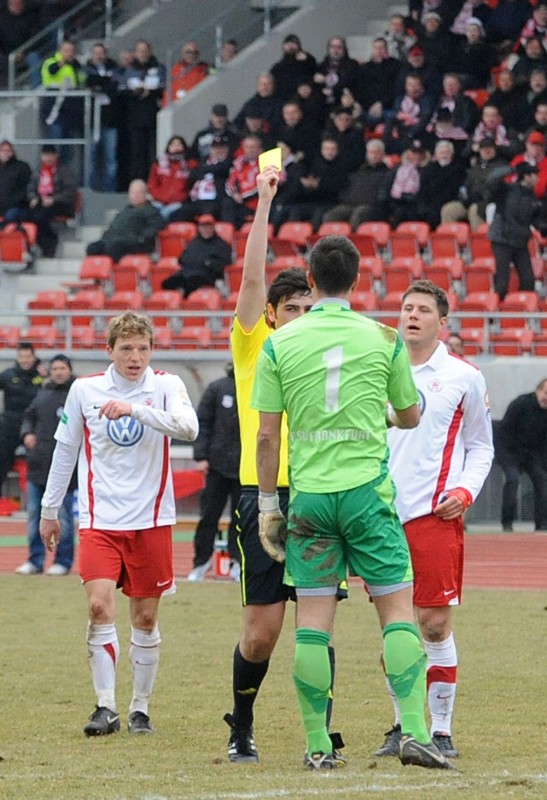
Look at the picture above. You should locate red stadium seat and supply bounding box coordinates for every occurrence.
[23,324,60,349]
[213,221,235,247]
[423,258,464,293]
[490,328,534,355]
[270,221,313,255]
[429,232,461,260]
[469,232,493,260]
[27,290,67,325]
[347,234,377,257]
[352,291,378,312]
[0,325,21,348]
[67,325,98,349]
[378,291,403,327]
[459,291,498,328]
[144,291,182,327]
[68,289,106,326]
[396,221,431,249]
[149,258,179,293]
[384,257,423,293]
[355,222,390,253]
[158,222,196,258]
[435,221,470,250]
[180,288,221,326]
[112,255,152,292]
[172,325,212,349]
[464,258,495,293]
[224,262,243,293]
[105,290,145,312]
[499,291,539,328]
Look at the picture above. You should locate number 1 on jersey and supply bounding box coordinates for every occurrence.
[323,346,343,413]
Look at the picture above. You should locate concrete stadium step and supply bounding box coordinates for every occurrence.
[35,258,82,277]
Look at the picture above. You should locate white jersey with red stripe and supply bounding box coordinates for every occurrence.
[387,342,493,525]
[49,364,198,530]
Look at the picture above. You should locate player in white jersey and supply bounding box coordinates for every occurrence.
[375,280,493,760]
[40,313,199,736]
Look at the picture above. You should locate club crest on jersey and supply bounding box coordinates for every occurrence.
[427,379,443,393]
[107,416,144,447]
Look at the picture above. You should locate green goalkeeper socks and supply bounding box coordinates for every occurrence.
[294,628,333,755]
[383,622,430,744]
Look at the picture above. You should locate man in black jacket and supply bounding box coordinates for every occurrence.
[187,364,241,581]
[161,214,232,297]
[84,42,120,192]
[0,140,31,218]
[0,342,44,502]
[495,379,547,532]
[16,354,77,575]
[487,162,542,299]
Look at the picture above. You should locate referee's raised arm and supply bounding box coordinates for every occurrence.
[235,166,279,331]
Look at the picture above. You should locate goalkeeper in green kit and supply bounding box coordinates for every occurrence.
[252,234,453,771]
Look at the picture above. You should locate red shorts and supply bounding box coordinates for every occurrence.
[404,514,464,608]
[79,526,174,598]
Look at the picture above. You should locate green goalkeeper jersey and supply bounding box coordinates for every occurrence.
[252,300,418,493]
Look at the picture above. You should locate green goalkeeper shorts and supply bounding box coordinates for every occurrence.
[286,469,413,590]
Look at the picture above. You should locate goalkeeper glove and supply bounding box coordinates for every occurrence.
[258,491,287,563]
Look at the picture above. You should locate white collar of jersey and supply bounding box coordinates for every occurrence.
[106,363,155,393]
[311,297,351,310]
[412,340,447,373]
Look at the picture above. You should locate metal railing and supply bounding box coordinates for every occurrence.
[0,89,101,187]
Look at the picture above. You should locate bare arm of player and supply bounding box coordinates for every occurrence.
[235,166,279,332]
[389,403,420,429]
[256,410,282,493]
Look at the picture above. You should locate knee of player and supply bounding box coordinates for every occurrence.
[132,609,158,631]
[88,599,115,624]
[240,629,279,662]
[418,610,452,642]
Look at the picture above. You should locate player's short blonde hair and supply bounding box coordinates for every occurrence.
[106,313,154,348]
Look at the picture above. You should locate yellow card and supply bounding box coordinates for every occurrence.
[258,147,282,172]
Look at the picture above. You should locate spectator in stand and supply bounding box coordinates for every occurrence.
[0,140,31,219]
[292,78,327,129]
[467,103,513,159]
[511,36,547,86]
[446,0,493,38]
[84,42,120,193]
[269,34,317,102]
[191,103,239,161]
[169,134,232,222]
[147,135,196,221]
[354,37,402,130]
[0,342,44,506]
[119,40,166,182]
[441,137,508,230]
[18,144,77,258]
[415,139,466,228]
[16,354,76,576]
[0,0,41,89]
[424,73,480,155]
[219,39,238,65]
[487,69,530,134]
[518,68,547,131]
[322,138,389,229]
[114,47,135,191]
[186,364,241,583]
[312,36,360,111]
[279,136,350,230]
[416,11,452,74]
[161,213,232,297]
[484,0,531,47]
[86,179,164,262]
[528,101,547,140]
[337,85,364,122]
[383,13,417,60]
[446,331,465,356]
[268,140,306,233]
[451,16,498,89]
[40,39,86,164]
[235,111,276,153]
[380,143,427,228]
[274,99,321,166]
[510,130,547,199]
[323,105,365,172]
[220,134,262,229]
[393,44,443,102]
[383,74,435,155]
[487,162,541,300]
[517,3,547,54]
[495,379,547,532]
[169,41,209,103]
[233,74,283,136]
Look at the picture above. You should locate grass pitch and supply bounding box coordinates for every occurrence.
[1,575,546,800]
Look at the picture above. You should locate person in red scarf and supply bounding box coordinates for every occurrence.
[19,144,77,257]
[220,135,262,229]
[168,41,209,102]
[147,135,197,220]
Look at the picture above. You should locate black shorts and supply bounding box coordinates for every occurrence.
[236,486,292,606]
[236,486,348,606]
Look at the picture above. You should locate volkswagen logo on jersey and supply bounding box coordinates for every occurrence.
[107,416,144,447]
[417,389,426,415]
